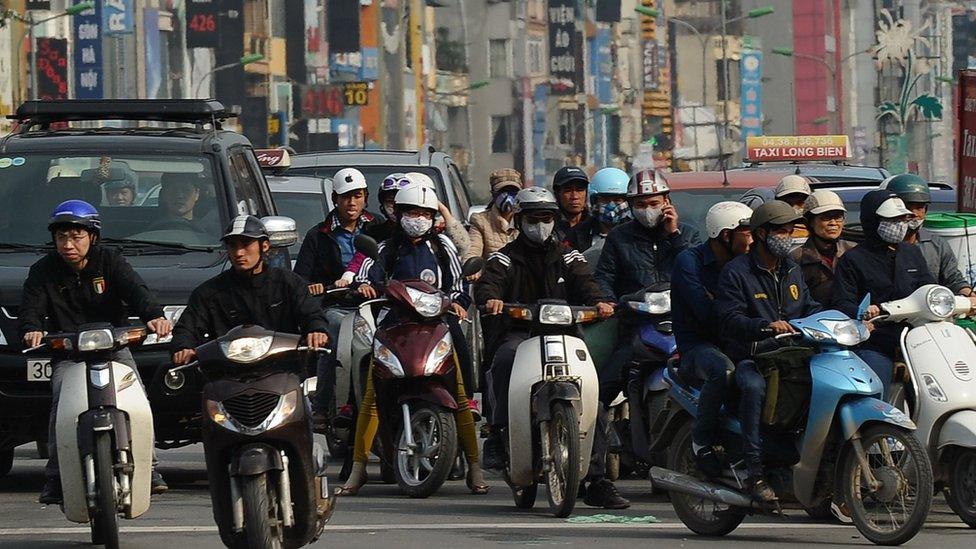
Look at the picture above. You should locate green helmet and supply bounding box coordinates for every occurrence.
[880,173,931,204]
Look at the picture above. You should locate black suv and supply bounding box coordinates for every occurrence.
[0,100,289,472]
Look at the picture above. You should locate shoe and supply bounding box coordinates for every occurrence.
[465,461,490,495]
[468,399,482,423]
[746,476,778,503]
[693,445,723,478]
[151,471,168,495]
[335,462,367,497]
[482,430,507,471]
[39,478,62,505]
[830,500,853,524]
[583,479,630,509]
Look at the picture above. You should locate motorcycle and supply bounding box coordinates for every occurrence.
[487,300,602,518]
[880,284,976,527]
[167,326,335,549]
[24,323,154,549]
[649,301,934,546]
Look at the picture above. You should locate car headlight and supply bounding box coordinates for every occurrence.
[143,305,186,345]
[373,340,405,377]
[353,314,373,347]
[921,373,948,402]
[926,286,955,318]
[78,329,114,352]
[819,319,868,347]
[539,304,573,325]
[220,336,274,363]
[423,332,453,375]
[406,286,443,318]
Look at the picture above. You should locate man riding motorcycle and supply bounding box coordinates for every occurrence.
[564,167,631,253]
[466,168,523,261]
[552,166,591,243]
[791,190,856,306]
[774,175,813,215]
[671,201,754,478]
[715,200,823,503]
[20,200,173,504]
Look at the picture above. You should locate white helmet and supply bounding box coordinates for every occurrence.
[804,189,846,216]
[705,201,754,239]
[515,187,560,213]
[775,174,812,199]
[332,167,368,195]
[405,171,437,191]
[395,183,439,211]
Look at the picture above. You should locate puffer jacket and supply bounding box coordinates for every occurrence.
[594,219,701,299]
[466,207,517,260]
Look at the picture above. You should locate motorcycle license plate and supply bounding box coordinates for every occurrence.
[26,359,52,381]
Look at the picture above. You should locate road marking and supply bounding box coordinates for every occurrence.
[0,522,970,536]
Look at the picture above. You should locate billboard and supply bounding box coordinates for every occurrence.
[740,49,763,142]
[745,135,851,162]
[103,0,134,35]
[73,1,103,99]
[186,0,219,49]
[36,38,69,100]
[548,0,577,95]
[958,70,976,212]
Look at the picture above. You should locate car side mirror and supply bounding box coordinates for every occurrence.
[461,257,484,277]
[354,235,380,260]
[261,216,299,248]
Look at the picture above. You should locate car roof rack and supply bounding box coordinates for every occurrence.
[9,99,237,133]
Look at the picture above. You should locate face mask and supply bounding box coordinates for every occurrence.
[907,217,923,231]
[877,219,908,244]
[521,220,555,244]
[401,215,433,237]
[765,233,793,259]
[634,206,663,229]
[593,201,632,227]
[494,192,517,214]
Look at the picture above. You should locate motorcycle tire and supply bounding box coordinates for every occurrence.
[91,431,119,549]
[841,424,932,546]
[545,401,580,518]
[0,447,13,477]
[512,483,538,509]
[241,473,283,549]
[945,449,976,528]
[395,404,457,498]
[667,421,745,537]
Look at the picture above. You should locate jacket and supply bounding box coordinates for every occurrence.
[916,228,970,294]
[293,210,380,285]
[466,207,517,260]
[19,246,163,340]
[715,249,823,362]
[672,243,724,351]
[594,220,701,300]
[564,216,601,252]
[790,237,856,307]
[171,266,328,351]
[356,233,471,308]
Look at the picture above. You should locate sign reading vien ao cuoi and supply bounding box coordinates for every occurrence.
[547,0,577,95]
[958,71,976,213]
[745,135,851,163]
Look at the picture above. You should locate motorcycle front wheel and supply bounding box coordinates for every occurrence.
[841,424,932,546]
[90,431,119,549]
[545,401,580,518]
[241,473,283,549]
[945,448,976,528]
[395,404,457,498]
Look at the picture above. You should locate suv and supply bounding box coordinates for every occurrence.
[0,100,291,471]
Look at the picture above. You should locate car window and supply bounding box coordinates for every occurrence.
[669,188,747,237]
[288,165,443,213]
[272,191,329,257]
[228,148,269,217]
[0,153,222,246]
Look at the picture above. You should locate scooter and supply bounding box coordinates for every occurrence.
[879,284,976,527]
[488,300,602,518]
[24,323,154,549]
[649,301,934,546]
[167,325,335,549]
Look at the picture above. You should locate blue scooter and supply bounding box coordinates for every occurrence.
[649,301,933,546]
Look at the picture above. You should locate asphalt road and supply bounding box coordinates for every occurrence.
[0,441,973,548]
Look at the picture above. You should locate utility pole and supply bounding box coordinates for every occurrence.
[718,0,728,167]
[409,0,425,146]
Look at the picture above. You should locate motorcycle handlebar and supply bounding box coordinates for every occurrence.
[21,343,48,354]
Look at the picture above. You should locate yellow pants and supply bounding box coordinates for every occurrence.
[352,359,480,465]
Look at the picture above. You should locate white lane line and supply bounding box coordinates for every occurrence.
[0,522,970,536]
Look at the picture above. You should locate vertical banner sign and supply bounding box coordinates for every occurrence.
[103,0,134,35]
[532,83,549,186]
[144,8,162,99]
[739,48,763,142]
[73,1,103,99]
[958,70,976,212]
[36,38,69,100]
[595,27,613,104]
[548,0,577,95]
[186,0,219,48]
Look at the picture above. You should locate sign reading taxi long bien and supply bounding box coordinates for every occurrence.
[745,135,851,162]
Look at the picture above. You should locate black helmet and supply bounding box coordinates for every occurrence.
[750,200,802,232]
[880,173,931,204]
[48,200,101,235]
[221,215,268,242]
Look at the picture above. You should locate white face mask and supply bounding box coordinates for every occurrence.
[521,220,555,244]
[401,215,433,237]
[634,206,663,229]
[907,217,923,231]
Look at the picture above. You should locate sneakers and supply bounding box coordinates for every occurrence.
[830,500,853,524]
[39,478,62,505]
[151,470,169,495]
[583,479,631,509]
[693,444,723,478]
[481,430,507,471]
[746,476,778,503]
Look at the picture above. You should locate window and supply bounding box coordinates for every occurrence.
[491,116,512,153]
[527,38,544,75]
[489,39,509,78]
[558,110,574,146]
[228,148,267,216]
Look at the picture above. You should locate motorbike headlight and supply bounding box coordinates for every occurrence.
[818,319,868,347]
[78,329,114,352]
[142,305,186,345]
[220,336,274,363]
[926,286,955,319]
[206,399,234,431]
[423,332,454,376]
[265,390,301,430]
[644,291,671,315]
[539,304,573,325]
[373,340,405,377]
[406,287,443,318]
[353,314,373,347]
[921,373,948,402]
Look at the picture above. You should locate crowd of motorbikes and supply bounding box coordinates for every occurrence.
[20,233,976,549]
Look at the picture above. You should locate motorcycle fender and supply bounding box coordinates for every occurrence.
[396,382,458,411]
[838,397,916,441]
[938,410,976,449]
[231,443,285,476]
[531,382,581,423]
[643,367,668,393]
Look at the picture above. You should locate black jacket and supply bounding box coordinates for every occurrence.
[293,210,381,285]
[19,246,163,338]
[715,249,823,362]
[171,266,328,351]
[563,217,600,252]
[594,220,701,300]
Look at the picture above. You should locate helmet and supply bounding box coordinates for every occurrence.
[705,201,754,239]
[221,215,269,242]
[48,200,101,234]
[332,167,368,195]
[380,172,410,194]
[552,166,589,190]
[775,174,812,199]
[750,200,803,231]
[627,169,670,198]
[804,189,846,216]
[876,195,912,219]
[395,183,439,211]
[739,187,776,211]
[589,168,629,202]
[880,173,931,204]
[405,172,437,191]
[515,187,560,213]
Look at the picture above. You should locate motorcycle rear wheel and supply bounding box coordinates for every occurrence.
[90,431,119,549]
[945,449,976,528]
[395,404,457,498]
[241,473,283,549]
[545,401,580,518]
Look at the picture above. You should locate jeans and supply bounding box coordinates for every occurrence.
[734,359,766,478]
[46,348,158,479]
[598,326,636,405]
[680,344,735,447]
[855,348,894,401]
[314,307,352,414]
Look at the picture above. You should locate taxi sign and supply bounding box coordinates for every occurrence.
[255,149,291,171]
[745,135,851,162]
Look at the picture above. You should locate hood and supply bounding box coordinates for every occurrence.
[859,189,897,246]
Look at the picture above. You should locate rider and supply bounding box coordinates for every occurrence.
[474,187,616,503]
[715,200,822,503]
[791,190,856,305]
[552,166,591,243]
[671,201,754,478]
[883,173,973,296]
[336,182,488,496]
[466,168,523,261]
[368,172,411,244]
[565,167,631,253]
[774,174,813,214]
[20,200,173,504]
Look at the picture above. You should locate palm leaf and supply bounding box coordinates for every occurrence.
[910,94,943,119]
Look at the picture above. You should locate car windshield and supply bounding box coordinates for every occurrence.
[669,188,749,237]
[272,191,328,257]
[288,165,442,213]
[0,153,221,248]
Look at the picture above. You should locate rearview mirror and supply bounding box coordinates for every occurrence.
[354,234,380,260]
[461,257,484,277]
[261,216,298,248]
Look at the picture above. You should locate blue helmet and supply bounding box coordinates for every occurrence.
[589,168,629,204]
[48,200,101,235]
